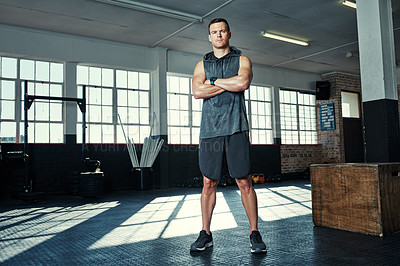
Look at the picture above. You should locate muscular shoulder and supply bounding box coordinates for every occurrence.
[193,60,205,79]
[239,56,252,65]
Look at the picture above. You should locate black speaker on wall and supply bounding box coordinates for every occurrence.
[316,81,330,100]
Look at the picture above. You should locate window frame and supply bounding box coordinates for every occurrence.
[76,65,151,144]
[280,89,317,145]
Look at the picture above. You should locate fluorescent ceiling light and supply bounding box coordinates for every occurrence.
[93,0,202,22]
[341,0,357,9]
[261,31,309,46]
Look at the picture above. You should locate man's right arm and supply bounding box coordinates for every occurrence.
[192,61,225,99]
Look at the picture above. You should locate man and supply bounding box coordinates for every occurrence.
[190,18,267,254]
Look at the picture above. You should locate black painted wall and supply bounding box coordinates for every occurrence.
[0,137,281,197]
[363,99,400,162]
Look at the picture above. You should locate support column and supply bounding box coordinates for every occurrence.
[64,62,78,144]
[356,0,399,162]
[272,86,281,145]
[151,48,169,188]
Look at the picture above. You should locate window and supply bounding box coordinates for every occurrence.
[77,66,150,144]
[116,70,150,144]
[341,91,360,118]
[280,90,316,144]
[21,60,64,143]
[167,75,201,144]
[248,85,273,144]
[0,57,64,143]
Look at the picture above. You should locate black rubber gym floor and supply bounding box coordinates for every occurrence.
[1,179,400,265]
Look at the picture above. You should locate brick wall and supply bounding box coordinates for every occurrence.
[280,144,323,173]
[280,72,363,174]
[318,72,362,163]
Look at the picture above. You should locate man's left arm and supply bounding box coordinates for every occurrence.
[205,56,253,92]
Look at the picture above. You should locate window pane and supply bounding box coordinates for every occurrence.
[89,87,101,104]
[128,107,139,123]
[140,108,149,124]
[139,73,149,90]
[251,130,259,144]
[192,127,200,144]
[168,94,178,110]
[77,66,88,84]
[250,85,257,100]
[116,70,127,88]
[180,110,189,126]
[140,126,150,142]
[139,91,149,107]
[50,103,62,121]
[2,57,17,78]
[103,124,114,143]
[118,90,127,106]
[129,125,140,143]
[50,123,63,143]
[36,61,50,81]
[102,68,114,87]
[118,107,127,123]
[265,87,271,101]
[169,127,180,144]
[90,124,102,143]
[36,83,49,97]
[102,88,112,105]
[50,84,62,97]
[128,90,139,107]
[257,86,264,101]
[89,105,101,122]
[36,102,49,121]
[169,77,179,93]
[102,106,113,123]
[128,71,138,89]
[180,95,189,110]
[251,101,258,114]
[181,127,190,144]
[89,67,101,86]
[20,59,35,80]
[169,110,179,125]
[1,80,15,100]
[179,77,190,94]
[36,123,49,143]
[0,121,16,143]
[50,63,63,82]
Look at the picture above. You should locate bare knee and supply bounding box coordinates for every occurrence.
[203,176,218,194]
[236,176,253,194]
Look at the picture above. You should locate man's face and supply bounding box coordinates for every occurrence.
[208,22,231,49]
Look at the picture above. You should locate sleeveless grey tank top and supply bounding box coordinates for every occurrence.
[200,46,249,139]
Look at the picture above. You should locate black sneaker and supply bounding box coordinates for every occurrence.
[250,230,267,254]
[190,230,213,251]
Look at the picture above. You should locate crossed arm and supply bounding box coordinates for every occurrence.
[192,56,253,99]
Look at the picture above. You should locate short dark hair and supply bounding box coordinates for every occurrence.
[208,18,230,33]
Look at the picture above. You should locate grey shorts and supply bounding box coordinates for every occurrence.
[199,131,251,180]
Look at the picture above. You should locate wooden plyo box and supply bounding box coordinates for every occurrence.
[311,163,400,236]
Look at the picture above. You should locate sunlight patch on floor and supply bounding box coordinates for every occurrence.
[0,201,119,263]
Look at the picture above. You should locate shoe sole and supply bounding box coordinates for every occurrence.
[251,244,267,254]
[190,241,213,251]
[251,247,267,254]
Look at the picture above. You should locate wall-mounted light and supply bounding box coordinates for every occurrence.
[341,0,357,9]
[261,31,309,46]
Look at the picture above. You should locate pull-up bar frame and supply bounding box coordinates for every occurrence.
[23,80,87,193]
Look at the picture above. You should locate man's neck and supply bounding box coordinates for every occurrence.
[213,46,231,58]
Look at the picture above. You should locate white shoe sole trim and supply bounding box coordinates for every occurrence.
[192,241,213,251]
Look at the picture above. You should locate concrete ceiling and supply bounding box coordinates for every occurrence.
[0,0,399,75]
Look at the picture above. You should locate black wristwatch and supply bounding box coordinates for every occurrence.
[210,77,217,85]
